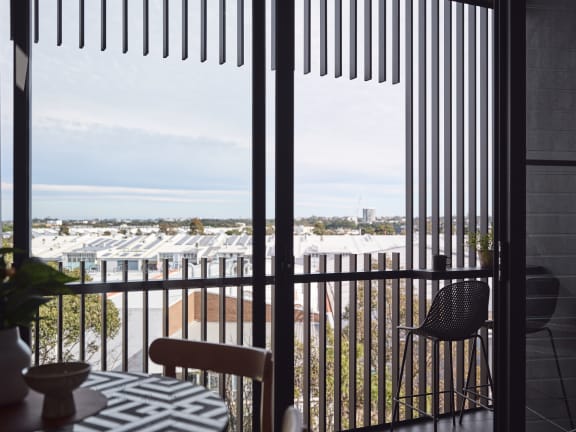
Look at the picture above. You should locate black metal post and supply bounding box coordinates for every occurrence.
[11,0,32,345]
[274,0,295,426]
[494,0,526,431]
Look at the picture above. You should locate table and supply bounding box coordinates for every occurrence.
[2,371,230,432]
[74,371,230,432]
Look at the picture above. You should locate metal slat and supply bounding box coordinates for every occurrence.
[236,257,244,431]
[141,260,148,373]
[334,255,342,430]
[304,0,311,74]
[122,0,128,53]
[163,0,169,58]
[363,253,372,425]
[57,0,62,46]
[143,0,149,55]
[34,0,38,43]
[377,253,386,423]
[220,0,226,64]
[57,263,64,363]
[162,259,169,340]
[418,280,428,414]
[404,0,414,417]
[392,0,400,83]
[479,8,489,397]
[182,0,188,60]
[321,0,327,75]
[350,0,357,79]
[443,0,452,262]
[101,261,108,371]
[418,0,427,272]
[101,0,106,51]
[335,0,342,77]
[201,0,207,61]
[303,256,311,428]
[468,5,477,267]
[456,3,464,268]
[349,255,357,429]
[79,0,85,48]
[442,1,453,407]
[271,0,276,70]
[378,0,386,82]
[391,253,402,418]
[79,262,86,362]
[479,10,489,236]
[237,0,244,66]
[219,258,226,397]
[431,0,439,259]
[318,255,327,431]
[455,3,465,408]
[122,261,129,371]
[200,258,208,386]
[182,258,189,341]
[364,0,372,81]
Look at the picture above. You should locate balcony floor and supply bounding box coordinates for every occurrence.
[383,410,493,432]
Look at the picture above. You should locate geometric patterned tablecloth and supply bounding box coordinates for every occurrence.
[51,371,229,432]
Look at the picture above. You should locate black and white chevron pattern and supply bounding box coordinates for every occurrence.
[65,371,229,432]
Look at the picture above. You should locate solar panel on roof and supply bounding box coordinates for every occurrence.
[200,236,214,246]
[176,235,191,245]
[143,238,163,250]
[186,235,200,245]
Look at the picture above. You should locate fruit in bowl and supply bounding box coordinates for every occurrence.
[22,362,91,419]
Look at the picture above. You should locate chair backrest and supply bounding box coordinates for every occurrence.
[149,338,273,432]
[281,406,303,432]
[526,274,559,333]
[421,280,490,341]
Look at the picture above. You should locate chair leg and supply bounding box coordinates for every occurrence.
[459,336,478,424]
[432,340,440,432]
[545,327,574,429]
[477,334,494,398]
[392,332,413,431]
[449,341,455,426]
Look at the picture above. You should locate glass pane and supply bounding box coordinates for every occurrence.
[526,166,576,431]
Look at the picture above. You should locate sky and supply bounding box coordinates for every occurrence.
[0,1,405,221]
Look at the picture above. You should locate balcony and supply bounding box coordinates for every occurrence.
[29,235,494,431]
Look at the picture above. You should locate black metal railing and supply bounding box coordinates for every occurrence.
[32,253,492,432]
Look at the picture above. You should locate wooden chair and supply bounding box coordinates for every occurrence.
[281,406,303,432]
[149,338,273,432]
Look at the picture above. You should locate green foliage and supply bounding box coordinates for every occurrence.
[59,224,70,236]
[467,227,494,252]
[0,249,76,329]
[189,218,205,235]
[313,221,326,236]
[37,294,121,365]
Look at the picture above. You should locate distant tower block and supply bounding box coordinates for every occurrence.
[362,208,376,224]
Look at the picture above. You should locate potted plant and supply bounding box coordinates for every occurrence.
[467,228,494,269]
[0,248,75,406]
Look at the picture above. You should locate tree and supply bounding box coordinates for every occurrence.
[313,221,326,236]
[36,267,121,367]
[189,218,205,235]
[37,294,121,366]
[59,224,70,236]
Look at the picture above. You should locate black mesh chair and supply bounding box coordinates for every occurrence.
[524,274,573,429]
[391,280,491,432]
